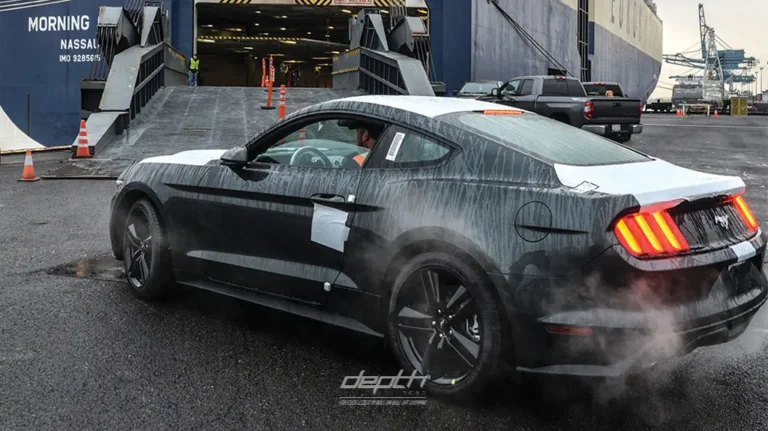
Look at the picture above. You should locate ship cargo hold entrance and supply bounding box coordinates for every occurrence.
[194,1,429,88]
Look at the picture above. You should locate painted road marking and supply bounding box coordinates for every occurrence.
[643,123,768,130]
[751,328,768,334]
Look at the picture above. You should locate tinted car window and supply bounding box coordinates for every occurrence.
[437,112,650,166]
[459,82,500,95]
[367,126,452,168]
[583,84,624,97]
[502,80,521,96]
[253,118,372,169]
[519,79,534,96]
[541,78,586,97]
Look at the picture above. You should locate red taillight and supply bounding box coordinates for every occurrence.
[584,101,594,119]
[732,195,759,231]
[614,210,690,258]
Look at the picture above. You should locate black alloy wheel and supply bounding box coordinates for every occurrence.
[122,199,172,300]
[387,252,505,398]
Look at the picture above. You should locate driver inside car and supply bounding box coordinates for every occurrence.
[335,119,383,167]
[352,126,383,166]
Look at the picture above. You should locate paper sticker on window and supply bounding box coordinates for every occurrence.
[385,132,406,161]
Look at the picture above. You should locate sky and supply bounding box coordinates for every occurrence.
[649,0,768,99]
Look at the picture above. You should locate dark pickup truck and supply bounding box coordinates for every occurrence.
[479,75,643,142]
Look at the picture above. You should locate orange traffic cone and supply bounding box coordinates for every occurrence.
[75,120,92,158]
[18,150,40,182]
[278,85,286,120]
[676,108,683,117]
[298,128,306,147]
[713,109,719,118]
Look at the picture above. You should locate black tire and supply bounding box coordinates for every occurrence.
[122,199,173,300]
[386,251,505,399]
[612,134,631,143]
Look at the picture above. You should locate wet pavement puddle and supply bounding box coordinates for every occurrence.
[45,253,125,282]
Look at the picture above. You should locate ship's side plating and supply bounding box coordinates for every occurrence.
[0,0,194,149]
[590,0,663,102]
[428,0,662,103]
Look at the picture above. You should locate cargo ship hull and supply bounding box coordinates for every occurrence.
[430,0,663,103]
[0,0,662,149]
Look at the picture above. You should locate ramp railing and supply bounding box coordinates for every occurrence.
[334,8,444,96]
[73,1,186,155]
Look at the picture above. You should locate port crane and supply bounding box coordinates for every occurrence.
[662,4,757,104]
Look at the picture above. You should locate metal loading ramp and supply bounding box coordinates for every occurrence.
[98,86,364,162]
[45,86,362,178]
[44,3,439,179]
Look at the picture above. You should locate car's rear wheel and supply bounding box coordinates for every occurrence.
[122,199,172,300]
[387,252,505,399]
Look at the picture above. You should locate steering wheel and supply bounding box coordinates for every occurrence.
[289,146,332,167]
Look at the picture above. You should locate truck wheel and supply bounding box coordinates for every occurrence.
[613,134,631,143]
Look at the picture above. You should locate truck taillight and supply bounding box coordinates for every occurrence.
[614,210,690,258]
[584,101,594,119]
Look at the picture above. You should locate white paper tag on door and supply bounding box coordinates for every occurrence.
[311,203,350,252]
[385,132,406,161]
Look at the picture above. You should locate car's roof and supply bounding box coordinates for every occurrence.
[338,95,522,119]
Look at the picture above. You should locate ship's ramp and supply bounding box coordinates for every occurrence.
[45,86,362,178]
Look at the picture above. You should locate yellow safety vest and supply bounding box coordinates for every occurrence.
[190,58,199,71]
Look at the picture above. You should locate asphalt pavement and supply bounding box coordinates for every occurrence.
[2,113,768,430]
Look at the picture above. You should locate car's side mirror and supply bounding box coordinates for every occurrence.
[490,88,500,97]
[220,146,249,168]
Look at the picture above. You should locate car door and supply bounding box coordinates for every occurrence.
[496,79,522,107]
[334,124,457,326]
[194,113,387,305]
[513,79,537,111]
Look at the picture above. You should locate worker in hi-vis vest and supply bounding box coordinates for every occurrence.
[188,54,200,87]
[353,126,379,166]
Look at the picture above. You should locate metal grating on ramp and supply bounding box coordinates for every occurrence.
[41,159,136,179]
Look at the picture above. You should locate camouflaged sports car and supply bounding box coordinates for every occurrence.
[109,95,767,398]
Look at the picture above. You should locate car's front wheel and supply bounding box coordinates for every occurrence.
[122,199,172,300]
[386,252,506,399]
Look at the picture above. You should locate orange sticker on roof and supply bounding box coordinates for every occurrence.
[481,110,524,115]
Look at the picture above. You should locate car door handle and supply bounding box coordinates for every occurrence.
[310,194,346,205]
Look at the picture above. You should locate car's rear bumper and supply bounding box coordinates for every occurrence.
[493,235,768,378]
[513,283,766,377]
[582,124,642,136]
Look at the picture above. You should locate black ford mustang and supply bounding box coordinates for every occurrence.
[110,95,767,398]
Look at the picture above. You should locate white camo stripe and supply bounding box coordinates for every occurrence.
[138,149,228,166]
[730,241,757,263]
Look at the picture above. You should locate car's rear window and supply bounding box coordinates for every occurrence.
[541,78,586,97]
[583,83,624,97]
[437,111,650,166]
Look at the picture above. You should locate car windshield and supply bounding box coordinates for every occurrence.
[583,84,625,97]
[459,82,499,95]
[437,111,651,166]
